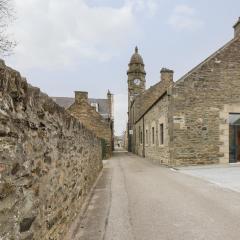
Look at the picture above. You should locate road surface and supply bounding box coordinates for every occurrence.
[66,151,240,240]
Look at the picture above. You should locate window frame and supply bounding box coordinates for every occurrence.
[159,123,164,146]
[152,126,155,145]
[145,128,149,146]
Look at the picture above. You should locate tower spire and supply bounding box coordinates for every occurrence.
[135,46,138,53]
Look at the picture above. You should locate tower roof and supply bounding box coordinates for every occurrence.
[129,46,144,65]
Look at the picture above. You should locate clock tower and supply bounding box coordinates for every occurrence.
[127,46,146,152]
[127,46,146,107]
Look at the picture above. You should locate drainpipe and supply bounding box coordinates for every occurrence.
[143,116,145,157]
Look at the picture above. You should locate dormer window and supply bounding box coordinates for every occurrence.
[91,102,99,112]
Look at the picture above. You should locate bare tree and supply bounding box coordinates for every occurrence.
[0,0,16,56]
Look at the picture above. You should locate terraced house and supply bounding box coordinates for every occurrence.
[127,18,240,166]
[53,90,114,158]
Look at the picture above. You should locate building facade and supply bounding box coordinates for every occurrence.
[128,18,240,166]
[53,90,114,159]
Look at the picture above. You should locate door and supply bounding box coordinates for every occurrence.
[229,114,240,163]
[237,127,240,161]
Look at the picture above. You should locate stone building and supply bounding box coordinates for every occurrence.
[114,135,124,149]
[128,18,240,166]
[123,129,128,150]
[53,90,114,158]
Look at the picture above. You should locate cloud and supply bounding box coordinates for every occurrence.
[127,0,158,16]
[6,0,158,136]
[168,4,204,31]
[8,0,158,69]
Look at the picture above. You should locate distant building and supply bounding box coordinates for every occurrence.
[53,90,114,159]
[123,129,128,150]
[114,135,124,149]
[127,18,240,166]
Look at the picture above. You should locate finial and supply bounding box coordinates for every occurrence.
[135,46,138,53]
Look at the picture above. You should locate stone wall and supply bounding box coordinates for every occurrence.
[169,36,240,165]
[0,60,103,240]
[68,92,112,159]
[134,94,170,165]
[144,94,170,165]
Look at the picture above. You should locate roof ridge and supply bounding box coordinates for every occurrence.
[52,96,74,99]
[89,98,108,101]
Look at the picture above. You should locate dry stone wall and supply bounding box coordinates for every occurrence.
[0,60,102,240]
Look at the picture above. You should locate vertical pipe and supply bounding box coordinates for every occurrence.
[143,116,145,157]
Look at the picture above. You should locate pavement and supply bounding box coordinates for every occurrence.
[178,163,240,193]
[65,151,240,240]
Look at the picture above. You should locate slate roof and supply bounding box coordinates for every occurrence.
[133,80,169,123]
[52,97,74,109]
[88,98,110,117]
[52,97,110,119]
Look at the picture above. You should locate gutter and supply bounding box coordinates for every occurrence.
[143,116,145,157]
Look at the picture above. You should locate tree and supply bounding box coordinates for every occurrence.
[0,0,16,55]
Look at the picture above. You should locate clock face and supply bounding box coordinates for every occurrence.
[134,79,141,85]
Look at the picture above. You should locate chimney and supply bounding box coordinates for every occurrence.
[160,68,174,84]
[233,17,240,38]
[75,91,88,104]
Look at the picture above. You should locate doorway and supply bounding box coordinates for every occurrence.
[229,113,240,163]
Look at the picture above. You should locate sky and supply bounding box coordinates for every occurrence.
[4,0,240,135]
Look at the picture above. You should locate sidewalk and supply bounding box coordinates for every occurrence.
[178,164,240,193]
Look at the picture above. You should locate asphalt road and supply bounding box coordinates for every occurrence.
[66,151,240,240]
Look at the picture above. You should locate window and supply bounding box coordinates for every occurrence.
[91,102,99,112]
[160,124,164,145]
[152,127,155,145]
[229,113,240,162]
[145,129,148,145]
[140,131,143,144]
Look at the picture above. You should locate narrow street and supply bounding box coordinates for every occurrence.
[66,151,240,240]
